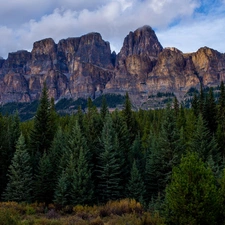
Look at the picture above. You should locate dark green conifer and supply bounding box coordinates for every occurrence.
[3,134,33,203]
[34,151,53,203]
[122,92,137,141]
[191,92,199,117]
[165,152,219,225]
[127,160,145,203]
[54,170,69,206]
[203,88,217,134]
[29,83,56,168]
[216,81,225,157]
[97,113,122,202]
[190,114,221,168]
[173,96,179,117]
[100,95,109,120]
[70,147,93,205]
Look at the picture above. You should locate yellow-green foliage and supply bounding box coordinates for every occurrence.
[0,199,164,225]
[98,199,143,217]
[0,206,20,225]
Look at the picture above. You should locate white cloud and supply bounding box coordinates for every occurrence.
[0,0,224,58]
[157,1,225,53]
[0,26,18,57]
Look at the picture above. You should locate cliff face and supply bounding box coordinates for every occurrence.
[0,25,224,105]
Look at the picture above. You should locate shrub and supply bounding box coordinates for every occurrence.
[0,207,20,225]
[25,205,36,215]
[99,199,143,217]
[90,217,104,225]
[46,209,60,220]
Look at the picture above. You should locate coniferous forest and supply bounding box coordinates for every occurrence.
[1,82,225,225]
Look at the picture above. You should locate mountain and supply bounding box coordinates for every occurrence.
[0,25,225,107]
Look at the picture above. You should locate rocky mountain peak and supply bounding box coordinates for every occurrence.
[0,26,224,107]
[118,25,163,59]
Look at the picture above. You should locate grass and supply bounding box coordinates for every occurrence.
[0,199,165,225]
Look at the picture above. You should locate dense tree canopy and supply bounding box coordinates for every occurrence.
[0,84,225,223]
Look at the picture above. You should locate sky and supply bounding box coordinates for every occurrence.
[0,0,225,59]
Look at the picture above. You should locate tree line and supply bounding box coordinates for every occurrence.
[1,82,225,224]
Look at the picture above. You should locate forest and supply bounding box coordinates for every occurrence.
[0,82,225,225]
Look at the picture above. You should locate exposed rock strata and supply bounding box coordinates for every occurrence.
[0,25,224,106]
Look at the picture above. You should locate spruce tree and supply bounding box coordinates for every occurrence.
[0,114,20,199]
[54,170,69,206]
[191,92,199,117]
[173,96,179,117]
[219,169,225,222]
[29,83,56,172]
[122,92,137,141]
[70,147,93,205]
[48,128,67,188]
[176,104,186,130]
[216,81,225,157]
[165,152,219,225]
[112,109,130,196]
[34,151,53,203]
[144,136,158,202]
[56,121,93,205]
[100,95,109,120]
[97,113,122,202]
[203,88,217,134]
[127,160,145,203]
[198,83,205,114]
[64,120,89,166]
[154,106,183,192]
[190,114,221,169]
[129,133,144,173]
[3,134,33,203]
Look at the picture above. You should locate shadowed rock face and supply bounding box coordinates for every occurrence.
[0,25,224,105]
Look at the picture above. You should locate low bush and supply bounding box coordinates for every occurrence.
[0,207,20,225]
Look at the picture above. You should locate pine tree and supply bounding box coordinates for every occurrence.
[127,160,145,203]
[191,92,199,117]
[77,105,84,132]
[64,120,89,166]
[199,83,205,114]
[203,88,217,134]
[3,134,33,203]
[165,152,219,225]
[100,95,109,120]
[55,153,76,205]
[112,109,130,196]
[70,147,93,205]
[144,136,159,202]
[190,114,221,168]
[122,92,137,141]
[29,83,56,172]
[97,113,122,202]
[155,106,183,191]
[129,133,144,173]
[54,170,69,206]
[216,81,225,157]
[55,121,93,205]
[219,169,225,222]
[176,104,186,130]
[173,96,179,117]
[34,151,53,203]
[48,128,67,188]
[0,114,20,199]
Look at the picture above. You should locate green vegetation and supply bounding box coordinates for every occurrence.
[0,94,125,120]
[0,83,225,224]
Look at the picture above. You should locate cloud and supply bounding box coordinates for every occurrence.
[157,1,225,53]
[0,0,224,58]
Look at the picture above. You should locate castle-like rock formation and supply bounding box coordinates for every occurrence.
[0,25,224,106]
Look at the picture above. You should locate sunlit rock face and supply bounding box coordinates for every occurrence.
[0,25,224,105]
